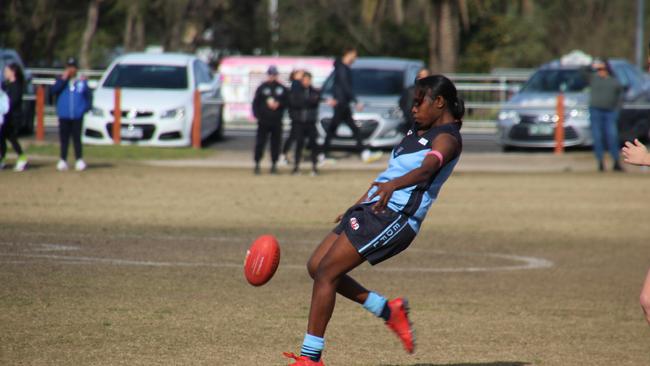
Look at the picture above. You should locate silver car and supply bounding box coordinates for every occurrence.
[317,58,424,149]
[497,58,650,150]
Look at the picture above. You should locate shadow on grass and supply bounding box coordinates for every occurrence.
[380,362,530,366]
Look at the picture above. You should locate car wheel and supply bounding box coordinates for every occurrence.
[501,144,515,152]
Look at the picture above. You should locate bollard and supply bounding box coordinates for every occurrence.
[113,87,121,144]
[554,93,565,155]
[35,85,45,141]
[192,89,201,149]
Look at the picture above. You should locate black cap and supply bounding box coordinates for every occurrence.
[267,65,279,76]
[66,57,78,68]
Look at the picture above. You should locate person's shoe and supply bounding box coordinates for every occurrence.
[613,161,624,172]
[254,164,261,175]
[270,164,279,175]
[56,160,69,172]
[385,297,415,354]
[291,167,300,175]
[13,155,28,172]
[283,352,325,365]
[278,154,290,166]
[0,159,5,170]
[597,161,605,172]
[74,159,87,172]
[310,168,319,177]
[362,149,383,163]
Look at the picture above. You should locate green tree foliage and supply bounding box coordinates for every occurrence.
[0,0,648,72]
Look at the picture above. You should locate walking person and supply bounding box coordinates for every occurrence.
[280,69,305,166]
[1,63,28,171]
[51,57,92,172]
[252,65,288,174]
[289,71,321,176]
[588,59,624,172]
[283,75,464,365]
[322,47,381,163]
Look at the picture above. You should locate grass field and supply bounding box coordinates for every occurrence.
[1,163,649,365]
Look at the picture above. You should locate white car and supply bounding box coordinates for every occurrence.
[83,53,223,147]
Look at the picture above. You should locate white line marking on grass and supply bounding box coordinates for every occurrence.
[0,250,553,273]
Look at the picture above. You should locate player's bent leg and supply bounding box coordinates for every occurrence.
[307,232,369,305]
[308,232,365,337]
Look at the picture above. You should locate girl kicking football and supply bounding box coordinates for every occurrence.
[284,75,465,365]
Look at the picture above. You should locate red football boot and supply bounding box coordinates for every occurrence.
[283,352,325,366]
[385,297,415,353]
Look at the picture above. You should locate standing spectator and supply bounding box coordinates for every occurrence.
[399,68,430,131]
[252,65,288,175]
[323,47,382,163]
[280,69,305,166]
[51,57,92,172]
[289,71,321,176]
[0,89,9,163]
[1,63,28,171]
[588,59,624,172]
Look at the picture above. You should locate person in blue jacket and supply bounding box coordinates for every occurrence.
[51,57,92,171]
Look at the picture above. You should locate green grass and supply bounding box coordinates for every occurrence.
[24,142,217,161]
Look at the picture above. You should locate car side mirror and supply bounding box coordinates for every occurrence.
[197,82,213,93]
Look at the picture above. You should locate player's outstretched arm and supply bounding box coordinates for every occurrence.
[622,139,650,166]
[640,268,650,325]
[369,134,459,212]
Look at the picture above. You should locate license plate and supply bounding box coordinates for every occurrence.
[121,126,143,139]
[336,125,353,137]
[528,124,554,136]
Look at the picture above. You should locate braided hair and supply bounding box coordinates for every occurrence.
[415,75,464,128]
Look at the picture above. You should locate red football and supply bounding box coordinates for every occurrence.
[244,234,281,286]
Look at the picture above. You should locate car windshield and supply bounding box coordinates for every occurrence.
[103,64,188,89]
[521,69,589,93]
[322,68,404,96]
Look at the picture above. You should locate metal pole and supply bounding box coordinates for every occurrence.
[269,0,279,56]
[636,0,645,68]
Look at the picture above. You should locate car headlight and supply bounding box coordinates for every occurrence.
[161,107,186,119]
[569,109,588,119]
[381,107,404,120]
[90,107,104,117]
[498,110,520,122]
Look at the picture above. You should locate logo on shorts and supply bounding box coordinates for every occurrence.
[349,217,360,231]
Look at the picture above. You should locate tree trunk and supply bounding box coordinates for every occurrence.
[80,0,102,69]
[393,0,404,25]
[123,3,135,51]
[438,0,458,73]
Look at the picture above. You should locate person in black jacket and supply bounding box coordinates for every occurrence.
[323,47,381,163]
[1,63,27,171]
[280,69,305,166]
[289,72,321,176]
[252,65,288,174]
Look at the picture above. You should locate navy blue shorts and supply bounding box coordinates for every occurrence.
[333,203,416,265]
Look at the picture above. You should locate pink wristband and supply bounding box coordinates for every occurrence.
[426,150,444,165]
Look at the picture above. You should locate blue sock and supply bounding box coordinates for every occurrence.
[300,333,324,362]
[363,291,391,321]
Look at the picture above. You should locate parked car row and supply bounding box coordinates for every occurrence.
[497,52,650,150]
[5,48,650,150]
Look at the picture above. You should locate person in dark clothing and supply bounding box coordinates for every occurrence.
[280,69,305,165]
[323,47,382,163]
[399,68,430,132]
[50,57,92,172]
[1,63,28,171]
[252,65,289,174]
[289,72,321,176]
